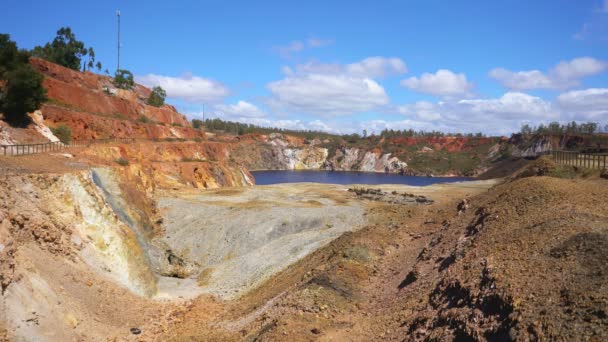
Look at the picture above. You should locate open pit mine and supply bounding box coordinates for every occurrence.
[1,58,607,341]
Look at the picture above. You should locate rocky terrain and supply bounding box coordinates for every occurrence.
[0,57,606,341]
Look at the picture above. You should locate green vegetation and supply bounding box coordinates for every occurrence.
[380,128,486,138]
[146,86,166,107]
[115,157,129,166]
[203,118,337,140]
[0,34,47,126]
[137,115,151,123]
[51,124,71,144]
[113,69,134,90]
[521,121,602,136]
[191,119,204,129]
[181,157,206,162]
[31,27,89,71]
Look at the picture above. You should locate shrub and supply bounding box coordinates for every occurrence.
[137,115,150,123]
[113,69,134,90]
[115,157,129,166]
[0,34,47,126]
[191,119,203,129]
[146,86,166,107]
[51,124,71,144]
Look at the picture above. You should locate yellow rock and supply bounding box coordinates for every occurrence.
[64,313,78,329]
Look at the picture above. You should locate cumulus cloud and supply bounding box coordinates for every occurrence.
[282,57,407,78]
[458,92,555,119]
[393,92,558,135]
[489,57,607,90]
[400,69,473,98]
[267,57,406,116]
[215,101,267,118]
[557,88,608,120]
[267,74,389,115]
[345,57,408,78]
[136,73,230,103]
[194,90,607,136]
[396,101,442,121]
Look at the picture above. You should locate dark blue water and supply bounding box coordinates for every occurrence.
[251,170,472,186]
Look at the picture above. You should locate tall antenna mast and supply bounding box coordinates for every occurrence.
[116,10,121,72]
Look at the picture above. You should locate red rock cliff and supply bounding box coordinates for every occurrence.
[30,58,203,140]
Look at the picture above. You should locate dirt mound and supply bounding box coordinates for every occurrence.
[476,157,531,180]
[398,176,608,340]
[509,156,559,179]
[219,175,607,341]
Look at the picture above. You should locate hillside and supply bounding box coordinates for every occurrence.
[30,58,204,141]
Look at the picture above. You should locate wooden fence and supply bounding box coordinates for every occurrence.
[1,138,136,156]
[551,150,608,170]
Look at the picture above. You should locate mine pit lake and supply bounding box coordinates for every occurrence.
[251,170,473,186]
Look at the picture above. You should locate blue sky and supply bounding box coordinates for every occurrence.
[3,0,608,135]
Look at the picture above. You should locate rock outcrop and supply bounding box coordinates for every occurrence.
[231,133,410,174]
[29,58,204,140]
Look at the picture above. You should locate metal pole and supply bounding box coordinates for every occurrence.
[116,10,121,73]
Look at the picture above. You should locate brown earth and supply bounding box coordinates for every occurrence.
[1,143,606,340]
[28,58,205,141]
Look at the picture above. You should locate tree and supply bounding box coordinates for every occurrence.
[85,47,95,71]
[31,27,87,71]
[51,124,71,144]
[113,69,134,89]
[521,124,532,135]
[191,119,203,129]
[146,86,166,107]
[95,61,102,72]
[362,129,368,138]
[0,34,47,126]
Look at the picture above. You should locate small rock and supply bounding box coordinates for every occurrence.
[311,328,322,335]
[130,327,141,335]
[65,314,78,329]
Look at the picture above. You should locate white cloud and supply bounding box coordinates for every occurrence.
[274,37,333,58]
[267,74,389,116]
[552,57,607,80]
[282,57,407,78]
[393,92,558,135]
[136,73,230,103]
[345,57,408,78]
[396,101,442,121]
[488,69,554,90]
[192,90,606,136]
[557,88,608,120]
[400,69,473,97]
[267,57,406,116]
[458,92,555,119]
[215,101,267,118]
[489,57,607,90]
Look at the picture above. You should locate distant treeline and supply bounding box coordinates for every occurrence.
[195,118,488,140]
[194,118,337,140]
[378,129,486,138]
[520,121,606,136]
